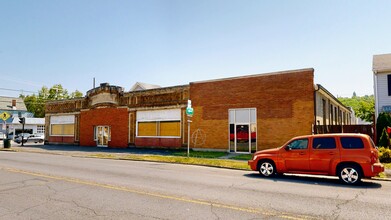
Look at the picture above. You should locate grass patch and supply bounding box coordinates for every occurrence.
[171,150,228,158]
[230,154,253,161]
[384,163,391,169]
[88,153,250,170]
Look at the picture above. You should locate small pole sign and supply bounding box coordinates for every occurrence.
[186,100,194,157]
[186,100,194,116]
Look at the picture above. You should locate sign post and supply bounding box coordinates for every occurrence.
[186,100,194,158]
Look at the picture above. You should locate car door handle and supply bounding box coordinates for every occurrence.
[329,152,335,155]
[299,152,305,155]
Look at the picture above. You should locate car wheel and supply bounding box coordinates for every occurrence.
[258,161,276,177]
[39,139,43,143]
[338,165,362,184]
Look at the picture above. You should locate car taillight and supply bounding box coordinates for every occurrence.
[371,150,378,164]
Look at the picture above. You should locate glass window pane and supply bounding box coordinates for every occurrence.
[341,137,364,149]
[138,122,157,136]
[235,109,249,123]
[313,137,336,149]
[160,121,180,136]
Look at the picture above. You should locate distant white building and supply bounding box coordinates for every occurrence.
[373,53,391,119]
[0,96,45,139]
[8,117,45,139]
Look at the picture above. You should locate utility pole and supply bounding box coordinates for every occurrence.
[19,117,25,146]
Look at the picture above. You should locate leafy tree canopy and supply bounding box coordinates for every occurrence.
[20,84,83,118]
[338,93,374,123]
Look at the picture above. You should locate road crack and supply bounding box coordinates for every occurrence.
[331,188,367,219]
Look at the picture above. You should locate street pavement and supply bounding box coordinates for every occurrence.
[1,140,391,180]
[1,150,391,219]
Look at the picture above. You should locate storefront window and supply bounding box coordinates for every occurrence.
[136,109,181,138]
[50,115,75,136]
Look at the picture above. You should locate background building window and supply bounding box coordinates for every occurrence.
[37,125,45,134]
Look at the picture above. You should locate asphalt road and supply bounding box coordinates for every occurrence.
[0,151,390,220]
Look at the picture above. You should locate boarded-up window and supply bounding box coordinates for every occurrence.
[138,122,157,136]
[160,121,180,136]
[136,109,181,137]
[50,115,75,136]
[51,124,74,136]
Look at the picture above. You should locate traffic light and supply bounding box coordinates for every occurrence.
[19,117,25,124]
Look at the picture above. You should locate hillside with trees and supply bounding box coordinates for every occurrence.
[338,93,374,123]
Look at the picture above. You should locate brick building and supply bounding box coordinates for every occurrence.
[45,68,351,152]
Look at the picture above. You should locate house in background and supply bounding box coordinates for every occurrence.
[0,96,45,139]
[373,53,391,119]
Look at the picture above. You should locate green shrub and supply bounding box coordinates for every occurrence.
[378,128,390,148]
[378,147,391,163]
[376,112,391,144]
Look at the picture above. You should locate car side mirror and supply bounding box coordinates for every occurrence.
[285,145,291,151]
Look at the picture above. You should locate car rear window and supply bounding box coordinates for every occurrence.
[313,137,336,149]
[340,137,364,149]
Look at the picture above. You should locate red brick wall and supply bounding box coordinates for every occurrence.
[79,108,129,148]
[190,69,315,150]
[135,137,182,148]
[48,136,75,144]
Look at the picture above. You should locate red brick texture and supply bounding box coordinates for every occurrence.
[190,69,315,150]
[79,107,129,148]
[135,137,182,148]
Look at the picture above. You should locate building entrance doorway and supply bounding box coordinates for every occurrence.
[95,126,110,147]
[229,108,257,153]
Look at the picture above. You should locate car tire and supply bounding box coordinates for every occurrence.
[258,160,276,177]
[338,164,362,184]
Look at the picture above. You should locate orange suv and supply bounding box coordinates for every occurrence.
[248,133,384,184]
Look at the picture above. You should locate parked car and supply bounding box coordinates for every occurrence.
[248,133,384,184]
[15,133,44,144]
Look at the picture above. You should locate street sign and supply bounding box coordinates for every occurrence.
[186,100,194,116]
[186,107,194,116]
[1,112,11,121]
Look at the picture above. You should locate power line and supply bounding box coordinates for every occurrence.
[0,87,36,94]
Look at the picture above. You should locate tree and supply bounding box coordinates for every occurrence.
[338,94,374,123]
[20,84,83,117]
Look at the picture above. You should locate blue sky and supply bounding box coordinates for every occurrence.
[1,0,391,98]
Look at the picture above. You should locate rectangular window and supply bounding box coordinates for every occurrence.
[388,75,391,96]
[160,121,180,136]
[313,137,336,149]
[138,122,158,136]
[136,109,181,138]
[50,124,74,136]
[341,137,364,149]
[37,125,45,134]
[50,115,75,136]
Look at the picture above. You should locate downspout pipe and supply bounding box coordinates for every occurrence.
[313,84,321,134]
